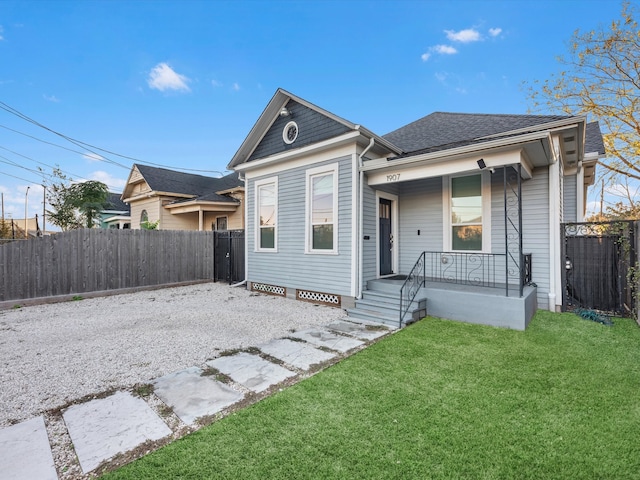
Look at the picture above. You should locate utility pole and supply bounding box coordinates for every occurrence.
[600,179,604,217]
[42,186,46,235]
[25,186,30,239]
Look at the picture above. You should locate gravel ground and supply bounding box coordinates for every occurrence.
[0,282,346,427]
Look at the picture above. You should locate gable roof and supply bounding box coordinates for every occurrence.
[131,164,242,202]
[382,112,573,158]
[227,88,401,169]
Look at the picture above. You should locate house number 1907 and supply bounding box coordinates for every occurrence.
[386,173,400,182]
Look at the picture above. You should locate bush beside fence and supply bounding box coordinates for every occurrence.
[0,229,214,302]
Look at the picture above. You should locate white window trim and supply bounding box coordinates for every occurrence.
[254,176,278,252]
[442,172,491,253]
[305,163,339,255]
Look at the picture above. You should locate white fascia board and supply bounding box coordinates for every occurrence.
[236,131,361,175]
[362,131,551,173]
[367,150,524,186]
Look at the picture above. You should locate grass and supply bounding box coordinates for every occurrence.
[103,311,640,479]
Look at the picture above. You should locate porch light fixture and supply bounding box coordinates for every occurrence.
[279,106,291,117]
[477,158,486,170]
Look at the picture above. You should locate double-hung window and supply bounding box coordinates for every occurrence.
[255,177,277,251]
[445,173,490,252]
[306,164,338,254]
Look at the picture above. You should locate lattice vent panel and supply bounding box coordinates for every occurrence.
[296,289,341,307]
[251,283,286,297]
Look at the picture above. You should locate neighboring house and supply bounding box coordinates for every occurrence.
[228,88,604,330]
[100,192,131,229]
[121,164,244,231]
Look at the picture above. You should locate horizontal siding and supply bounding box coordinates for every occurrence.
[247,156,353,296]
[563,174,577,222]
[522,167,550,309]
[398,177,442,273]
[362,183,377,283]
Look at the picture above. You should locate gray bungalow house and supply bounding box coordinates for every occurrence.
[228,89,604,330]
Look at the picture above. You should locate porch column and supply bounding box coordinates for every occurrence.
[198,208,204,231]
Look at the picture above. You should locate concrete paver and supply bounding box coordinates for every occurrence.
[258,338,336,370]
[63,391,172,474]
[0,416,57,480]
[326,319,392,341]
[289,327,365,352]
[153,367,244,425]
[207,352,296,393]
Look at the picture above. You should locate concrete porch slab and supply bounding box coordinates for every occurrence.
[326,319,391,341]
[207,353,296,393]
[153,367,244,425]
[289,327,365,353]
[62,391,172,474]
[258,338,336,370]
[0,416,57,480]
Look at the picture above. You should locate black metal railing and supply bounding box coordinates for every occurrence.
[427,251,500,287]
[399,252,425,327]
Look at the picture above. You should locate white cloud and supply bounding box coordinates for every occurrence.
[489,27,502,37]
[0,26,4,41]
[421,44,457,61]
[445,28,481,43]
[211,79,223,87]
[43,94,60,103]
[433,44,458,55]
[89,171,127,190]
[147,63,191,92]
[232,82,240,91]
[83,153,105,162]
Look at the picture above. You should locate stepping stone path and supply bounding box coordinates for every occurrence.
[258,338,336,370]
[0,318,391,479]
[0,416,57,480]
[153,366,244,426]
[207,352,296,393]
[63,391,172,473]
[289,326,365,352]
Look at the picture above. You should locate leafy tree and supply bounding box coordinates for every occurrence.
[526,1,640,181]
[140,219,160,230]
[43,168,109,230]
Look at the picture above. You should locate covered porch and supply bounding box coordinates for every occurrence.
[350,159,540,330]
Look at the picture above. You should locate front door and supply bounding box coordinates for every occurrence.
[379,198,393,275]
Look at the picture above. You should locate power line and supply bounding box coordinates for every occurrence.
[0,102,229,174]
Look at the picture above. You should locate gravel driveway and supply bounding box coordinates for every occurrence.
[0,282,346,427]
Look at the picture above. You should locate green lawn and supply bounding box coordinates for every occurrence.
[103,311,640,479]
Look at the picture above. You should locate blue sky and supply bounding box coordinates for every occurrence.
[0,0,627,228]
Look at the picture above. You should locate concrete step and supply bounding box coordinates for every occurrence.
[366,278,405,294]
[345,307,400,328]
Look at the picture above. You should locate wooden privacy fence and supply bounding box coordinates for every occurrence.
[0,229,215,302]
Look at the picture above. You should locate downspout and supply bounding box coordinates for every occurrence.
[357,137,375,299]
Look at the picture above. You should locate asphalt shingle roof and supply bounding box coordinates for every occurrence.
[382,112,572,156]
[585,121,606,155]
[105,192,130,213]
[134,164,242,202]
